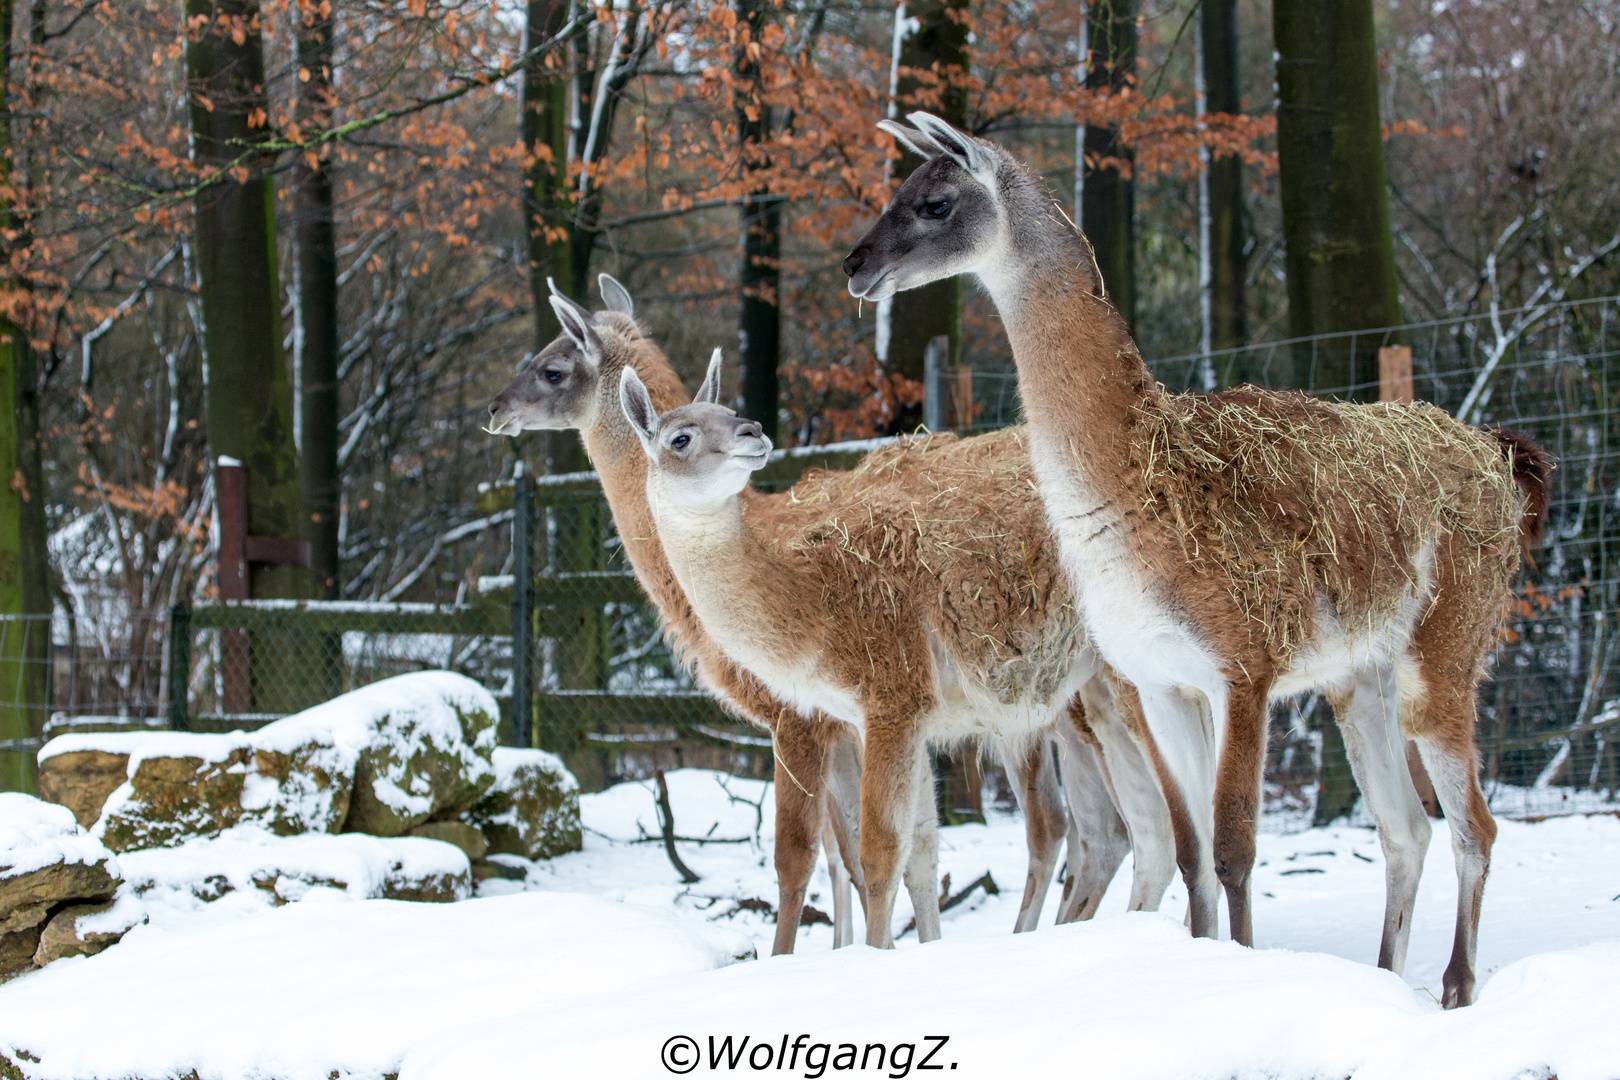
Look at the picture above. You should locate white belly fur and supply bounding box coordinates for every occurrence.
[1029,437,1437,706]
[1030,440,1227,701]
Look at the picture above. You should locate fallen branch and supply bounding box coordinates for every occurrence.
[655,769,701,884]
[898,871,1000,937]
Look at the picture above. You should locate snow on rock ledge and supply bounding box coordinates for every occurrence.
[462,748,581,861]
[0,794,138,980]
[117,825,472,909]
[37,671,500,851]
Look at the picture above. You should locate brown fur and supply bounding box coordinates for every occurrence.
[781,428,1083,701]
[843,115,1554,1004]
[503,310,1133,950]
[1492,427,1553,559]
[633,394,1144,946]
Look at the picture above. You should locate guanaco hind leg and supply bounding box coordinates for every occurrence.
[1329,666,1433,977]
[1051,730,1130,924]
[1007,734,1073,931]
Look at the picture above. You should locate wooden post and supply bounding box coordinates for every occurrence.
[1378,345,1413,403]
[1376,345,1436,812]
[215,459,313,716]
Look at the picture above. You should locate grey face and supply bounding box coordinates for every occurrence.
[485,274,634,436]
[486,333,593,435]
[843,113,1005,301]
[620,355,772,509]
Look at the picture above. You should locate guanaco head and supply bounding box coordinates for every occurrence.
[620,348,772,509]
[843,112,1012,302]
[486,274,637,436]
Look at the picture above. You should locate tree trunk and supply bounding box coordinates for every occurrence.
[1082,0,1136,334]
[1274,0,1402,397]
[0,0,49,793]
[883,0,968,399]
[1199,0,1248,379]
[736,0,780,442]
[525,2,586,477]
[292,0,342,708]
[186,0,312,713]
[523,0,575,348]
[294,0,339,602]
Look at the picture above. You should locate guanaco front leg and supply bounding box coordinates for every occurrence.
[769,740,826,956]
[858,715,930,948]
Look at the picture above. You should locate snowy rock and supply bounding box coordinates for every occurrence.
[462,748,580,860]
[117,825,472,909]
[91,736,257,852]
[0,795,127,979]
[338,673,499,836]
[32,893,146,966]
[0,795,120,922]
[405,821,488,863]
[36,749,130,829]
[38,672,500,851]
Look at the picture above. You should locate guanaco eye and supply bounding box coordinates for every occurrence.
[923,200,951,218]
[671,433,691,450]
[543,369,563,384]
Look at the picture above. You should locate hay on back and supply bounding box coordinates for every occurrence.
[1131,387,1522,661]
[760,427,1083,705]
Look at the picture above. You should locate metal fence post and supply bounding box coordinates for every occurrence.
[511,465,536,748]
[923,334,948,432]
[168,605,191,731]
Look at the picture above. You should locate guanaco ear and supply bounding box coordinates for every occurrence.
[906,112,995,179]
[877,118,945,161]
[598,274,634,317]
[549,295,602,371]
[695,347,724,406]
[619,367,659,454]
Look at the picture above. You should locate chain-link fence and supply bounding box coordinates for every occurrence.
[9,296,1618,830]
[922,296,1620,827]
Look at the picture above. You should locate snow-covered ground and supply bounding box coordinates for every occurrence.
[492,769,1620,996]
[3,769,1617,1080]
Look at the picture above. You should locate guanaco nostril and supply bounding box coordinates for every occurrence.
[738,422,763,440]
[842,248,866,278]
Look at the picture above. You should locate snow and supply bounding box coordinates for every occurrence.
[114,824,473,914]
[0,892,753,1080]
[491,746,575,792]
[400,920,1620,1080]
[37,729,244,766]
[39,671,499,841]
[0,794,118,879]
[2,771,1616,1079]
[73,890,146,938]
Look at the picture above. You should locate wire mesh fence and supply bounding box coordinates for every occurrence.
[924,295,1620,827]
[7,295,1618,829]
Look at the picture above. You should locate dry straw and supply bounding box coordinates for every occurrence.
[1131,387,1523,662]
[770,427,1084,706]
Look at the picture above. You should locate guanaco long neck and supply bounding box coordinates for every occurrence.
[580,339,704,629]
[578,339,808,677]
[649,485,818,675]
[976,179,1161,508]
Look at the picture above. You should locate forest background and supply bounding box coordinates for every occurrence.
[1,0,1618,801]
